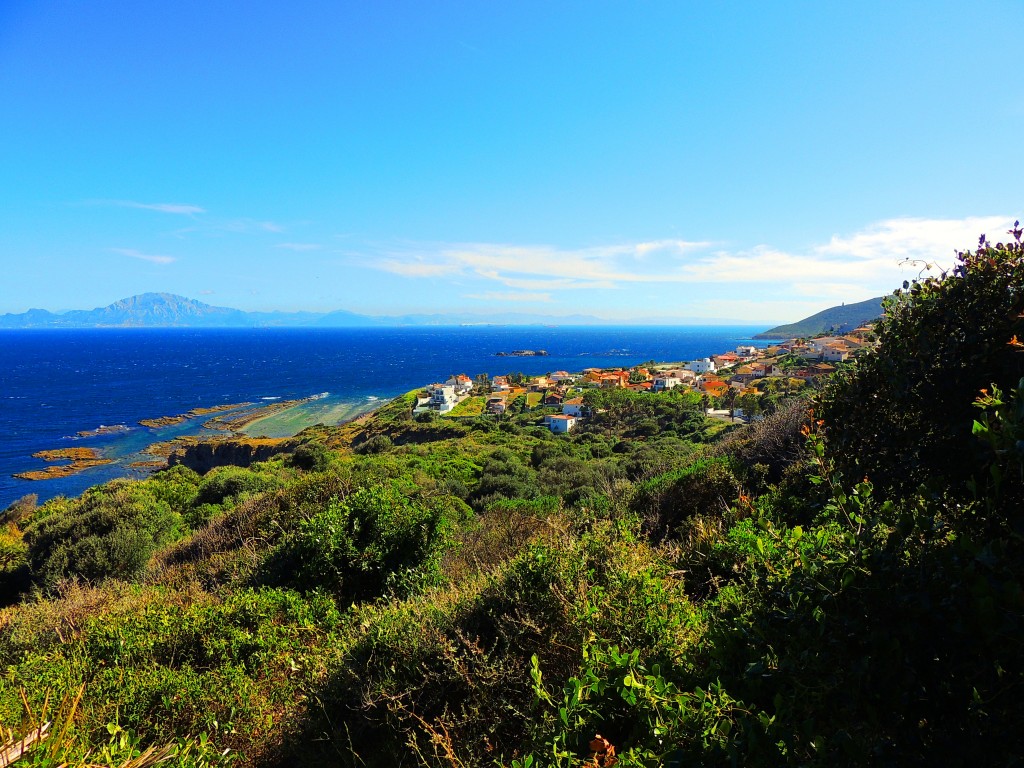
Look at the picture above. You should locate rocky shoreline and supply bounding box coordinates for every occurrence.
[12,394,383,483]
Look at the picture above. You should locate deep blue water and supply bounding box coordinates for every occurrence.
[0,326,770,507]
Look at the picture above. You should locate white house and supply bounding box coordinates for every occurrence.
[686,358,717,374]
[736,345,759,358]
[809,337,843,354]
[562,397,585,417]
[822,346,850,362]
[549,371,576,383]
[652,376,682,392]
[429,384,457,413]
[546,414,577,434]
[663,368,697,383]
[445,374,473,395]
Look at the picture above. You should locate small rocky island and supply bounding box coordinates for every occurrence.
[14,448,113,480]
[495,349,548,357]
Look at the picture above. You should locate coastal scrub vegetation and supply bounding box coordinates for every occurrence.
[1,226,1023,765]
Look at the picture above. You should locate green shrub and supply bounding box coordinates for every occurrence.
[195,465,279,506]
[290,440,336,471]
[353,434,393,455]
[146,465,202,511]
[632,457,739,537]
[23,480,182,589]
[264,482,469,602]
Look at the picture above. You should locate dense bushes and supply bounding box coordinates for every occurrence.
[819,224,1024,498]
[196,464,282,506]
[263,482,469,602]
[23,480,183,589]
[631,456,739,537]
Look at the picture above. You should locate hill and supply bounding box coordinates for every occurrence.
[753,295,884,339]
[0,293,252,328]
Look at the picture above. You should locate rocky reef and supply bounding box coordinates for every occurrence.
[138,403,252,429]
[14,448,113,480]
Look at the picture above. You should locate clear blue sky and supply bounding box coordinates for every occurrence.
[1,1,1021,322]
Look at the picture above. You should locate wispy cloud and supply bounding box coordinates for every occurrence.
[377,259,463,278]
[370,239,711,289]
[275,242,322,251]
[365,216,1009,302]
[89,199,205,215]
[168,218,285,239]
[110,248,176,265]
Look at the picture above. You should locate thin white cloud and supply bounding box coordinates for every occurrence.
[370,239,711,288]
[110,248,176,265]
[276,242,322,251]
[169,218,285,238]
[125,201,205,215]
[89,199,205,215]
[464,291,553,303]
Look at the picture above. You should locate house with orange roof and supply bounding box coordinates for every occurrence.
[600,371,630,388]
[529,376,550,391]
[562,397,586,417]
[704,382,730,398]
[631,367,651,381]
[445,374,473,395]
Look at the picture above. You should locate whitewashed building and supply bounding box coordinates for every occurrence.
[687,358,717,374]
[546,414,577,434]
[562,397,586,417]
[652,376,682,391]
[429,384,457,413]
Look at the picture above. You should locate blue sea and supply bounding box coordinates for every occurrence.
[0,326,771,507]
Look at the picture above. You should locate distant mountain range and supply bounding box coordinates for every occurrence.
[0,293,629,328]
[754,296,885,339]
[1,292,876,330]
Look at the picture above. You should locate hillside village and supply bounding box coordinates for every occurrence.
[413,327,876,433]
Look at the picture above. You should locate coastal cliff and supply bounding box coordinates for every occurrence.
[168,437,294,474]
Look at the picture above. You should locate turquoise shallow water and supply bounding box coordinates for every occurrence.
[0,325,771,506]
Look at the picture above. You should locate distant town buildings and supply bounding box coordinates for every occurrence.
[409,327,875,430]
